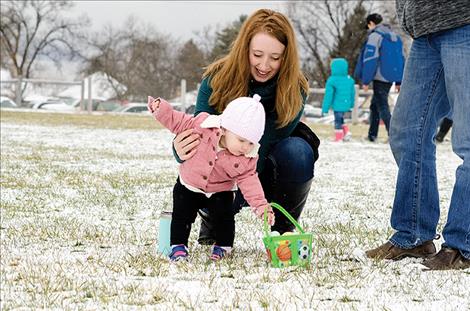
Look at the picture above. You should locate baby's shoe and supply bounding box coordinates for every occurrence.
[210,245,231,261]
[169,244,188,262]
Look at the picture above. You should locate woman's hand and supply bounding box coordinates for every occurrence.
[174,129,200,161]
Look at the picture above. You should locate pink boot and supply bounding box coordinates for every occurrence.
[334,129,344,142]
[342,124,352,141]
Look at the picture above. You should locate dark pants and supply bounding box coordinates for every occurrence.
[171,178,235,247]
[368,80,393,141]
[436,117,453,142]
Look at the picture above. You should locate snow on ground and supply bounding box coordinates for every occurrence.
[1,120,469,310]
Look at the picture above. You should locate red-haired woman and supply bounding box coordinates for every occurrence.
[173,9,319,241]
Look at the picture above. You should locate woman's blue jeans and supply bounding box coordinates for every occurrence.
[389,25,470,259]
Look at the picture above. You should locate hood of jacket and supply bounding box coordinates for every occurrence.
[330,58,349,77]
[373,24,400,42]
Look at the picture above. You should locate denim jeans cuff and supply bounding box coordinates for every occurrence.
[389,235,419,249]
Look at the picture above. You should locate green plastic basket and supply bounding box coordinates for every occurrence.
[262,202,313,268]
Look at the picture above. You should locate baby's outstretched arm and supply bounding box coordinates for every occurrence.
[147,96,160,113]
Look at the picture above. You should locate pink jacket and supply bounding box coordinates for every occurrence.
[151,98,268,213]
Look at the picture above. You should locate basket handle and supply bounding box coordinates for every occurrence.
[263,202,305,235]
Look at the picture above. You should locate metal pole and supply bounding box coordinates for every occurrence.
[87,76,92,113]
[80,79,85,111]
[180,79,186,111]
[352,84,360,125]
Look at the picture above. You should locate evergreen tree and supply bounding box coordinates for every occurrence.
[209,15,247,62]
[329,3,368,77]
[176,39,206,91]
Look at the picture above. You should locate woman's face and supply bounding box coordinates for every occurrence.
[249,32,285,82]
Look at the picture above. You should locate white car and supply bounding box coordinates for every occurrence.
[114,103,150,114]
[0,96,18,108]
[31,99,76,111]
[303,104,322,118]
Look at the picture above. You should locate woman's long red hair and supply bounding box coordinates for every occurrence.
[204,9,308,127]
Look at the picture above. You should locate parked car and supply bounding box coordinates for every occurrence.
[303,104,322,118]
[185,103,196,115]
[59,97,115,111]
[31,98,76,111]
[169,102,196,114]
[114,103,150,114]
[0,96,18,108]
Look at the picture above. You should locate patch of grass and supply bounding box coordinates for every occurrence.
[1,110,467,310]
[0,110,162,130]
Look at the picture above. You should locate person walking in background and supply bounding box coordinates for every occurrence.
[322,58,355,142]
[435,117,453,143]
[148,95,275,262]
[171,9,320,244]
[354,13,405,142]
[366,0,470,270]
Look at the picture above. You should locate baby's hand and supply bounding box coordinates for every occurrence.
[147,96,160,113]
[254,204,275,226]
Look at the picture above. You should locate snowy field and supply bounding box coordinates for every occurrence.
[1,111,468,310]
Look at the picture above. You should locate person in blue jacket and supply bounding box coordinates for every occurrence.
[354,13,405,142]
[322,58,355,142]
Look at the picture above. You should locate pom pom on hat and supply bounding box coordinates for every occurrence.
[220,94,265,144]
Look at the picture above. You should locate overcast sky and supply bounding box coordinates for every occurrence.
[72,1,286,41]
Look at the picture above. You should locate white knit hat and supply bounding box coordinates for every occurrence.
[220,94,265,144]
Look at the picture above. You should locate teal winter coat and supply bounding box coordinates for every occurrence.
[322,58,355,114]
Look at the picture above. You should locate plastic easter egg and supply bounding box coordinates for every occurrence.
[270,231,280,236]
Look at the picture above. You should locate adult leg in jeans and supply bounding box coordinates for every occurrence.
[439,25,470,259]
[368,80,392,141]
[388,26,470,260]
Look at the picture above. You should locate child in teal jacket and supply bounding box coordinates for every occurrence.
[322,58,356,141]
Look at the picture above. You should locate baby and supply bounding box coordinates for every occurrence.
[148,94,274,261]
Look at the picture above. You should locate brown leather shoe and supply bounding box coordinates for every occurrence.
[366,241,436,260]
[422,246,470,270]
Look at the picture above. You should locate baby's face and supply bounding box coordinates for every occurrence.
[222,130,255,156]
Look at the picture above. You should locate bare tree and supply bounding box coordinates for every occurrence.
[288,0,368,86]
[192,25,216,59]
[0,0,88,78]
[84,17,177,101]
